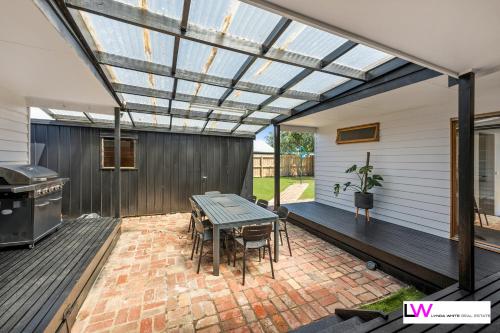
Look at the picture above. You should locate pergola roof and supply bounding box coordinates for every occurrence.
[54,0,409,137]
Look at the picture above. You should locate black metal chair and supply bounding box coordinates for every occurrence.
[247,195,257,203]
[474,198,489,227]
[188,197,197,238]
[276,206,292,256]
[233,224,274,285]
[256,199,269,209]
[190,199,231,273]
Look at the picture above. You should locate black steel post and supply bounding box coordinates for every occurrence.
[274,125,280,208]
[458,72,475,291]
[114,107,121,218]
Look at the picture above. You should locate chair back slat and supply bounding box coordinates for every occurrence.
[256,199,269,209]
[188,198,206,232]
[276,206,289,219]
[189,197,197,212]
[242,224,272,242]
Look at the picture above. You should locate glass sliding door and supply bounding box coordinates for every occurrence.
[451,115,500,251]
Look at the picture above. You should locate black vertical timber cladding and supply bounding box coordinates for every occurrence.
[31,123,253,217]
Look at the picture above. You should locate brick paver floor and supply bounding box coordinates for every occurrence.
[72,213,405,333]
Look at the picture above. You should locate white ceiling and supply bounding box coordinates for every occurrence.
[246,0,500,77]
[0,0,117,114]
[283,72,500,128]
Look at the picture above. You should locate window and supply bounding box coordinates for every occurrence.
[336,123,380,144]
[101,138,136,169]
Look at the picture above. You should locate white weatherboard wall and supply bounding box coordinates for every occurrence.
[315,105,456,238]
[0,87,29,164]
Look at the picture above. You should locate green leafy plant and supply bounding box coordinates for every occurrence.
[333,152,383,196]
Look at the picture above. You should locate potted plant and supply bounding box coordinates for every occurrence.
[333,152,383,212]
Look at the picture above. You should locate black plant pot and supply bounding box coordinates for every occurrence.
[354,192,373,209]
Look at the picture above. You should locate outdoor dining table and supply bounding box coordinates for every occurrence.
[192,193,279,276]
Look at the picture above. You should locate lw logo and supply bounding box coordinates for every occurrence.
[404,303,433,318]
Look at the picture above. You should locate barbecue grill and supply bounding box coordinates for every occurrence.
[0,164,68,248]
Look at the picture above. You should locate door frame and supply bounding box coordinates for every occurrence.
[450,112,500,252]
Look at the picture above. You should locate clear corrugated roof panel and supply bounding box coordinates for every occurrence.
[130,112,170,127]
[225,90,270,105]
[247,111,279,120]
[240,59,303,88]
[205,120,236,132]
[78,11,174,66]
[171,100,211,113]
[30,107,53,120]
[331,45,394,71]
[86,112,132,124]
[50,109,89,121]
[88,113,115,123]
[189,0,282,44]
[267,97,304,109]
[234,124,262,134]
[272,21,347,60]
[177,40,248,79]
[109,66,174,91]
[121,94,170,108]
[290,71,348,94]
[115,0,184,20]
[211,109,243,118]
[171,117,206,131]
[176,80,227,99]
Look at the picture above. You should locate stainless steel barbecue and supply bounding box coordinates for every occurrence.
[0,165,68,248]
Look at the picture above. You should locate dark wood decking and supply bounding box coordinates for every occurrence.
[369,271,500,332]
[0,217,120,333]
[284,201,500,292]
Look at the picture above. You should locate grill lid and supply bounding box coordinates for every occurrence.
[0,164,59,185]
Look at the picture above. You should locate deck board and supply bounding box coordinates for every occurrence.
[0,216,120,333]
[284,201,500,290]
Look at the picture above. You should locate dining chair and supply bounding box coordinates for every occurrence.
[188,197,198,238]
[233,224,274,285]
[190,200,231,273]
[256,199,269,209]
[474,198,489,227]
[275,206,292,256]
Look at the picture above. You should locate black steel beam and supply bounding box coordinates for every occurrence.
[275,63,439,124]
[114,107,121,218]
[218,56,257,106]
[448,76,459,87]
[218,18,291,107]
[83,112,94,123]
[274,124,280,208]
[259,40,360,109]
[127,110,136,127]
[320,41,358,68]
[458,72,475,291]
[261,17,291,53]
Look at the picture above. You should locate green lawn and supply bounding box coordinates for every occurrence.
[253,176,314,201]
[360,287,425,313]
